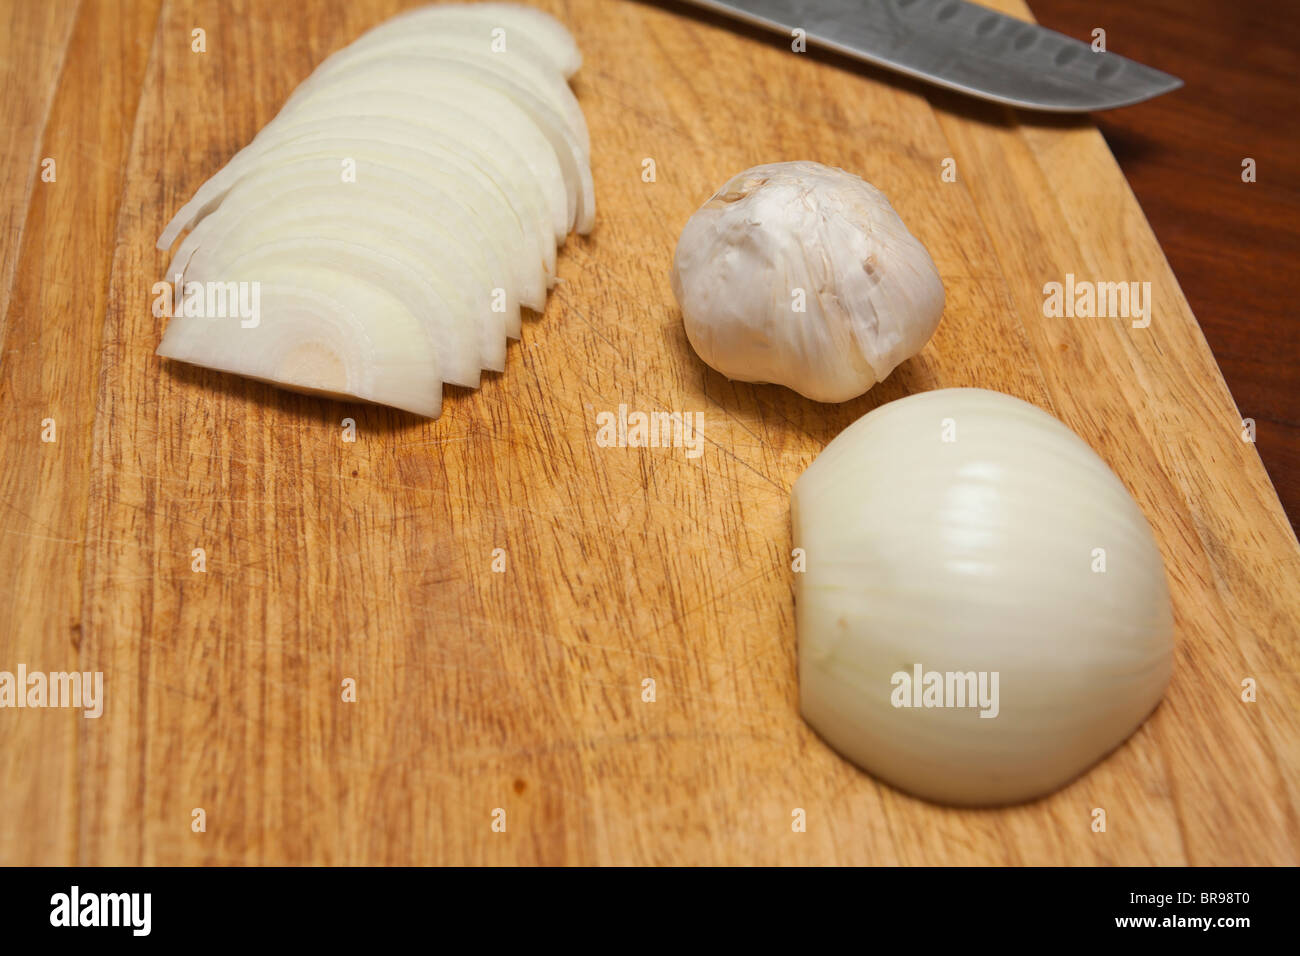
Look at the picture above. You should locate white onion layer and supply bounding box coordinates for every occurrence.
[156,3,592,417]
[793,388,1174,806]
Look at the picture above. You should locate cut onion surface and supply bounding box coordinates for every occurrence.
[169,156,524,351]
[383,3,584,78]
[284,32,591,155]
[156,3,592,418]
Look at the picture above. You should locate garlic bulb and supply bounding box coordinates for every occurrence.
[670,162,945,403]
[792,388,1174,806]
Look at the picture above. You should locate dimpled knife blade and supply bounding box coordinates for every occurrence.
[678,0,1182,111]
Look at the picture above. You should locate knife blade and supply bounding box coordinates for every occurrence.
[676,0,1182,111]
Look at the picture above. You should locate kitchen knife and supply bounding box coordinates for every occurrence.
[676,0,1182,111]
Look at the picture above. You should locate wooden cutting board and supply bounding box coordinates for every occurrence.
[2,0,1297,866]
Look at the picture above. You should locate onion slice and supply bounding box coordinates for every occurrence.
[169,145,534,330]
[180,178,511,371]
[187,236,483,388]
[155,3,593,418]
[269,60,594,233]
[159,271,444,418]
[381,2,584,78]
[286,31,590,156]
[159,89,572,252]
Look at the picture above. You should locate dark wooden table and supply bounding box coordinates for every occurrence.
[1032,0,1300,532]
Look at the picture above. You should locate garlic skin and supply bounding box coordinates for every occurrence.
[792,388,1174,806]
[670,162,945,403]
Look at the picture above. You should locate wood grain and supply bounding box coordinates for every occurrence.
[1,0,1297,865]
[1032,0,1300,535]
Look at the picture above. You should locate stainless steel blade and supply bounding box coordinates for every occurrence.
[677,0,1183,111]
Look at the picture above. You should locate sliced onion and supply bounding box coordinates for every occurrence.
[286,31,590,156]
[155,3,592,417]
[381,2,584,78]
[159,90,570,252]
[179,175,511,371]
[175,157,512,368]
[171,141,539,325]
[186,237,482,388]
[274,60,594,233]
[159,273,443,418]
[218,135,547,311]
